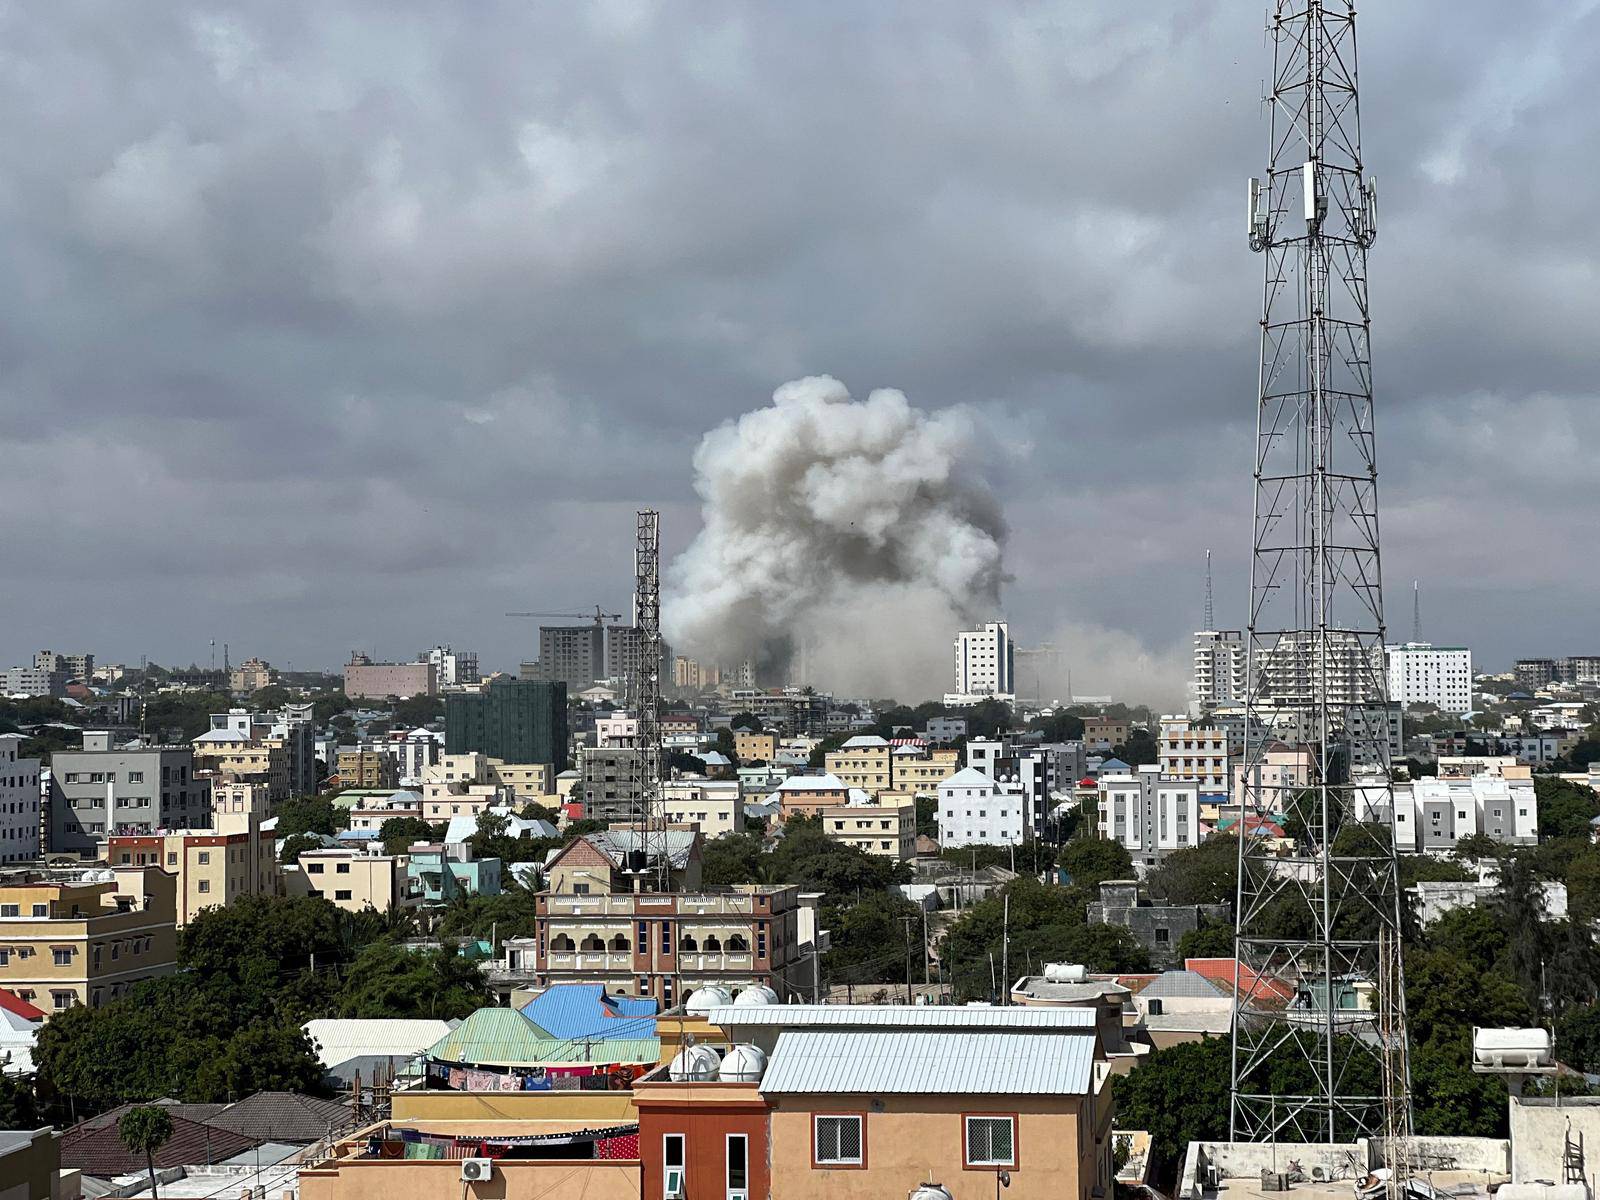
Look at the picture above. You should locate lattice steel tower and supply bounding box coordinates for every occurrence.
[630,509,669,891]
[1230,0,1412,1152]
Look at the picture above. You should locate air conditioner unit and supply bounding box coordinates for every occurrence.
[461,1158,494,1182]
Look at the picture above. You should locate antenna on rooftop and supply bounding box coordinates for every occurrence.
[1204,549,1215,631]
[1412,581,1421,644]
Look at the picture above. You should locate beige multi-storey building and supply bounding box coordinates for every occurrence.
[420,753,512,821]
[106,825,281,925]
[521,881,809,1006]
[1082,716,1132,750]
[346,791,425,832]
[1157,716,1231,792]
[889,746,961,795]
[660,779,745,839]
[819,799,916,861]
[0,865,177,1013]
[192,727,290,804]
[734,730,779,764]
[824,735,895,794]
[335,749,398,790]
[208,777,275,830]
[486,759,554,798]
[297,848,418,914]
[229,657,274,693]
[772,773,850,822]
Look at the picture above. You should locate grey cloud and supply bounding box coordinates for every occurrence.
[0,1,1596,685]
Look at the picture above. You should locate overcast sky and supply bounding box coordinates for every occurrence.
[1,1,1594,700]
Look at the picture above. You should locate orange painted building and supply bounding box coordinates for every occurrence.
[635,1081,769,1200]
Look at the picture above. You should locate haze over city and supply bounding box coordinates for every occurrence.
[1,2,1596,700]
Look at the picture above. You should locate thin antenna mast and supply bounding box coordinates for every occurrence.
[1204,549,1215,630]
[1231,0,1412,1167]
[1412,581,1421,644]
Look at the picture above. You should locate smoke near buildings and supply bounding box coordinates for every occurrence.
[664,375,1007,698]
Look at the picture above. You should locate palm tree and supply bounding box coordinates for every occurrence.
[118,1106,174,1200]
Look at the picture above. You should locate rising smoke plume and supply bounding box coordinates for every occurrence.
[664,375,1006,698]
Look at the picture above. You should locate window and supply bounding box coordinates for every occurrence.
[335,889,352,901]
[573,882,590,895]
[307,863,324,874]
[336,863,351,875]
[31,903,46,917]
[52,991,75,1011]
[1154,927,1169,944]
[0,905,15,917]
[197,880,210,893]
[128,772,144,783]
[727,1133,748,1199]
[664,1133,686,1199]
[964,1115,1017,1168]
[53,948,73,966]
[814,1114,863,1166]
[197,851,210,865]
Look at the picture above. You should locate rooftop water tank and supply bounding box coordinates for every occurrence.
[911,1185,955,1200]
[1472,1027,1553,1070]
[685,985,733,1015]
[734,985,778,1007]
[668,1044,721,1082]
[1045,962,1088,983]
[718,1044,767,1083]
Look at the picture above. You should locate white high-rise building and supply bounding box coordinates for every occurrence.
[0,735,41,865]
[952,622,1015,700]
[936,767,1025,848]
[423,645,479,688]
[1385,642,1472,715]
[1190,630,1248,715]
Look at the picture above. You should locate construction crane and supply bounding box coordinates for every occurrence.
[505,605,623,627]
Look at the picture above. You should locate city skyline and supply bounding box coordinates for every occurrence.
[1,3,1595,695]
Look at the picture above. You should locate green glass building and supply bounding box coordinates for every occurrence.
[446,679,569,768]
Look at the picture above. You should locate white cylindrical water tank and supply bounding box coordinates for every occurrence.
[1472,1027,1553,1070]
[910,1185,954,1200]
[718,1044,768,1083]
[734,985,778,1007]
[668,1044,722,1081]
[1045,962,1088,983]
[685,985,733,1015]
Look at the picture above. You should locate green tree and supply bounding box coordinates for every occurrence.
[336,944,490,1020]
[914,796,938,839]
[730,712,763,732]
[826,893,922,985]
[1146,836,1238,906]
[1057,838,1133,890]
[275,796,349,838]
[118,1106,174,1200]
[1111,1037,1230,1183]
[768,819,909,893]
[1557,1001,1600,1073]
[1566,848,1600,925]
[390,695,445,727]
[1534,777,1600,841]
[1112,729,1159,768]
[701,834,766,886]
[279,832,322,865]
[1177,920,1236,961]
[435,886,541,944]
[380,817,442,855]
[250,685,292,710]
[0,1073,39,1129]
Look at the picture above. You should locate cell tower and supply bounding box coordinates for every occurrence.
[1230,0,1412,1156]
[630,509,668,891]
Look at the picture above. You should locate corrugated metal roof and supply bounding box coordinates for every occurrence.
[424,1007,557,1065]
[304,1018,452,1068]
[520,983,658,1040]
[759,1030,1095,1096]
[706,1004,1096,1029]
[1139,970,1226,1000]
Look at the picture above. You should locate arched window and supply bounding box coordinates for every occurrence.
[552,934,576,952]
[609,933,630,953]
[679,934,699,953]
[703,934,723,953]
[580,934,605,952]
[726,934,749,953]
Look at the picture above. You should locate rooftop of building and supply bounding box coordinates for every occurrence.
[706,1003,1097,1029]
[759,1028,1097,1095]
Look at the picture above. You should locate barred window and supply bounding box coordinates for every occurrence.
[814,1115,863,1165]
[965,1115,1016,1167]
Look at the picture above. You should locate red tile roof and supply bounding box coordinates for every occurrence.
[1185,957,1295,1003]
[0,988,45,1022]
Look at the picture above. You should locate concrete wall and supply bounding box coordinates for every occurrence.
[1510,1096,1600,1190]
[766,1091,1109,1200]
[1177,1138,1512,1200]
[390,1090,637,1123]
[300,1158,638,1200]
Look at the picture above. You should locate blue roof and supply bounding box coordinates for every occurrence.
[519,983,658,1040]
[1100,757,1132,772]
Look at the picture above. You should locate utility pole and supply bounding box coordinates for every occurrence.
[1001,894,1010,1006]
[1232,0,1411,1164]
[901,915,914,1004]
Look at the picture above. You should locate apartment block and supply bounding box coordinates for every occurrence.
[1157,716,1230,792]
[1386,642,1473,714]
[1357,769,1538,853]
[228,657,273,693]
[298,848,418,914]
[1097,766,1203,867]
[1190,629,1248,714]
[49,734,207,853]
[734,730,779,764]
[823,735,894,793]
[421,644,479,688]
[1,667,63,697]
[660,779,745,839]
[0,865,178,1012]
[528,625,604,690]
[0,735,42,865]
[445,678,569,768]
[335,749,398,790]
[580,745,644,823]
[951,620,1015,700]
[820,799,916,860]
[202,707,315,797]
[344,653,437,701]
[937,767,1026,848]
[106,824,281,924]
[524,883,807,1006]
